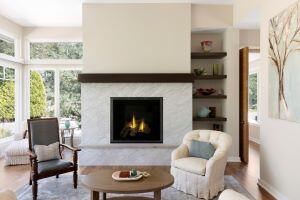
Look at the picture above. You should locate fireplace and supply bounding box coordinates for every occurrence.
[110,97,163,143]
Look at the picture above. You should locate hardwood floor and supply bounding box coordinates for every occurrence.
[0,141,276,200]
[225,141,276,200]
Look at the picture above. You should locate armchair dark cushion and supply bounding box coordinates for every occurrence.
[28,118,60,151]
[38,159,73,174]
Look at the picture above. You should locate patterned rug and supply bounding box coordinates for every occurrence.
[17,175,255,200]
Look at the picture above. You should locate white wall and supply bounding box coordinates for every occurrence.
[222,28,240,160]
[233,0,260,29]
[83,3,191,73]
[239,29,260,48]
[191,4,233,30]
[259,0,300,199]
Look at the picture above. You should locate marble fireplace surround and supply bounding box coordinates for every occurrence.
[79,83,193,166]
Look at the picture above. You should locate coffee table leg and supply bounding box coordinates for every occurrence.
[154,190,161,200]
[91,190,99,200]
[102,192,106,200]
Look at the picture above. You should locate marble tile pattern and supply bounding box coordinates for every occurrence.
[80,83,193,166]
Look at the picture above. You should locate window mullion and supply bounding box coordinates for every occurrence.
[55,69,60,118]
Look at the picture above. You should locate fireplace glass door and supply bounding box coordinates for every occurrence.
[111,97,163,143]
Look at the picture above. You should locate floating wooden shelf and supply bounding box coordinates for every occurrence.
[194,75,227,80]
[193,95,227,99]
[78,73,194,83]
[193,116,227,122]
[191,52,227,59]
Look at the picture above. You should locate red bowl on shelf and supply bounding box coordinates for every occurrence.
[196,88,216,96]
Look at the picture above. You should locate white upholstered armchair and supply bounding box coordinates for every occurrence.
[171,130,232,199]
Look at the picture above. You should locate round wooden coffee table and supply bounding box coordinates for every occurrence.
[82,169,174,200]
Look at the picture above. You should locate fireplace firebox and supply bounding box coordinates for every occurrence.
[110,97,163,143]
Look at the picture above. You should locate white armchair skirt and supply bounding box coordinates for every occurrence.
[171,166,224,199]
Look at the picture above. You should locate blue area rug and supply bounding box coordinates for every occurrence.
[17,175,254,200]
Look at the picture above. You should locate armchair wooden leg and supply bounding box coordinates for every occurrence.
[29,178,32,185]
[32,180,38,200]
[56,174,59,178]
[73,171,78,189]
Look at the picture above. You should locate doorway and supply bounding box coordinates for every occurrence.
[239,48,260,164]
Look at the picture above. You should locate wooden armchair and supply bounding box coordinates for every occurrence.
[27,118,81,200]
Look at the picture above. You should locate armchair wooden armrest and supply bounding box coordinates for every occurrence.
[60,143,81,152]
[28,150,37,160]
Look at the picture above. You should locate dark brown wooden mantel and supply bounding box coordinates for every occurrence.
[78,73,194,83]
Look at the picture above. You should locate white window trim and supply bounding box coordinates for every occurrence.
[25,65,82,120]
[0,28,23,63]
[25,39,83,63]
[0,60,22,136]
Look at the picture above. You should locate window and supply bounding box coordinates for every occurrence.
[29,68,81,128]
[0,34,15,57]
[59,70,81,125]
[30,42,83,59]
[0,66,16,139]
[249,73,258,122]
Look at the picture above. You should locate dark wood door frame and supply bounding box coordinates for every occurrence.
[239,47,249,164]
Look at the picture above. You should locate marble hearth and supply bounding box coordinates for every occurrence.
[79,83,192,166]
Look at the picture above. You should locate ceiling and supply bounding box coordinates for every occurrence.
[0,0,233,27]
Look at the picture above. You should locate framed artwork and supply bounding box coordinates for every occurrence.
[269,0,300,122]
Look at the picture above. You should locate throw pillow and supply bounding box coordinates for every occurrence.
[34,142,60,162]
[189,140,216,160]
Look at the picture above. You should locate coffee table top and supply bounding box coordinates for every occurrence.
[82,169,174,194]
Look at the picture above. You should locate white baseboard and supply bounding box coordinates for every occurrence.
[249,136,260,144]
[227,156,241,162]
[258,179,288,200]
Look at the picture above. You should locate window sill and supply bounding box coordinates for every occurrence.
[25,59,83,65]
[0,53,24,64]
[0,136,14,145]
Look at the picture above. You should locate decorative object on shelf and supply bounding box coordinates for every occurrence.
[197,107,211,118]
[269,1,300,122]
[213,124,223,131]
[196,88,216,96]
[209,107,216,118]
[194,68,207,76]
[212,64,219,75]
[217,89,224,95]
[200,40,213,52]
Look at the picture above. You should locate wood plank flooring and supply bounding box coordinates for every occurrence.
[0,142,276,200]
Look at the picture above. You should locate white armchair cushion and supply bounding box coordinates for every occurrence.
[174,157,207,176]
[34,142,60,162]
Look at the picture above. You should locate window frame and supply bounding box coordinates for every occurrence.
[25,65,82,120]
[25,39,83,64]
[0,61,21,141]
[0,29,22,63]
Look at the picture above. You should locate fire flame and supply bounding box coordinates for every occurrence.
[139,119,145,132]
[129,114,137,129]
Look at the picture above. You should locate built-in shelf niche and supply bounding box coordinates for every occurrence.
[191,32,227,131]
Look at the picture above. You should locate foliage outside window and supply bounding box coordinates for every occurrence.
[0,66,15,139]
[30,70,54,118]
[30,42,83,59]
[0,35,14,57]
[60,70,81,124]
[29,69,81,128]
[249,73,258,122]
